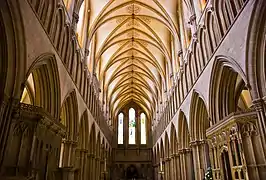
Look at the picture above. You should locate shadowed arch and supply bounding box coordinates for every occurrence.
[170,123,178,154]
[164,133,170,158]
[189,91,210,141]
[60,90,79,141]
[160,138,164,159]
[25,53,61,118]
[89,123,96,155]
[246,0,266,99]
[209,56,250,124]
[78,110,89,150]
[177,111,190,149]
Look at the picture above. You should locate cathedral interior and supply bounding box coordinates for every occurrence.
[0,0,266,179]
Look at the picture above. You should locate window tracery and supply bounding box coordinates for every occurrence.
[118,113,124,144]
[129,108,136,144]
[141,113,146,144]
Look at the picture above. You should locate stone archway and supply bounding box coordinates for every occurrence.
[220,148,232,180]
[126,164,139,179]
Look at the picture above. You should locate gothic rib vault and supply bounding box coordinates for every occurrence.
[1,0,266,179]
[88,0,181,126]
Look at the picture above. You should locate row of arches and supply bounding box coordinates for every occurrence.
[154,0,250,138]
[0,47,111,179]
[153,55,265,179]
[26,0,250,132]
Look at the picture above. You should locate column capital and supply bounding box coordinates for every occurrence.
[178,148,192,154]
[164,157,171,162]
[252,98,264,111]
[190,139,206,146]
[62,139,78,145]
[72,12,79,23]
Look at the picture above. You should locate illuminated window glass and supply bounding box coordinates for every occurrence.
[76,2,85,44]
[118,113,124,144]
[128,108,136,144]
[141,113,146,144]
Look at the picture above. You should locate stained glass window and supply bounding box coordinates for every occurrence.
[118,113,124,144]
[128,108,136,144]
[141,113,146,144]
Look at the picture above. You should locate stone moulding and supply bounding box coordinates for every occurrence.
[18,103,66,138]
[206,109,257,138]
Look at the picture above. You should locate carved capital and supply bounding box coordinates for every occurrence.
[73,12,79,23]
[252,98,264,111]
[190,139,206,146]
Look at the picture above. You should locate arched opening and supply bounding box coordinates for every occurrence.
[178,111,194,180]
[140,112,146,144]
[88,123,96,179]
[59,90,78,168]
[76,111,89,179]
[22,54,61,118]
[126,164,139,179]
[210,59,252,123]
[221,148,232,180]
[76,1,85,45]
[170,124,179,179]
[164,134,170,180]
[208,58,263,179]
[118,112,124,145]
[128,108,136,145]
[190,92,211,179]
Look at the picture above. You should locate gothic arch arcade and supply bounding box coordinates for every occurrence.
[0,0,266,179]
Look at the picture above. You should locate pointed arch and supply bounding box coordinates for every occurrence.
[189,91,210,141]
[78,110,89,150]
[60,90,79,140]
[1,0,26,100]
[246,0,266,100]
[209,56,249,124]
[170,123,178,154]
[25,53,61,118]
[164,133,170,158]
[177,111,190,149]
[89,123,96,155]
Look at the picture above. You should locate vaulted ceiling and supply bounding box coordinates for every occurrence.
[87,0,181,122]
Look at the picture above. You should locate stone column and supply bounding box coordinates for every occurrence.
[87,154,94,180]
[96,157,101,180]
[175,153,181,180]
[91,155,96,180]
[186,149,194,180]
[165,157,170,180]
[77,149,88,180]
[253,99,266,155]
[61,139,77,167]
[191,140,206,180]
[170,154,175,180]
[179,149,186,180]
